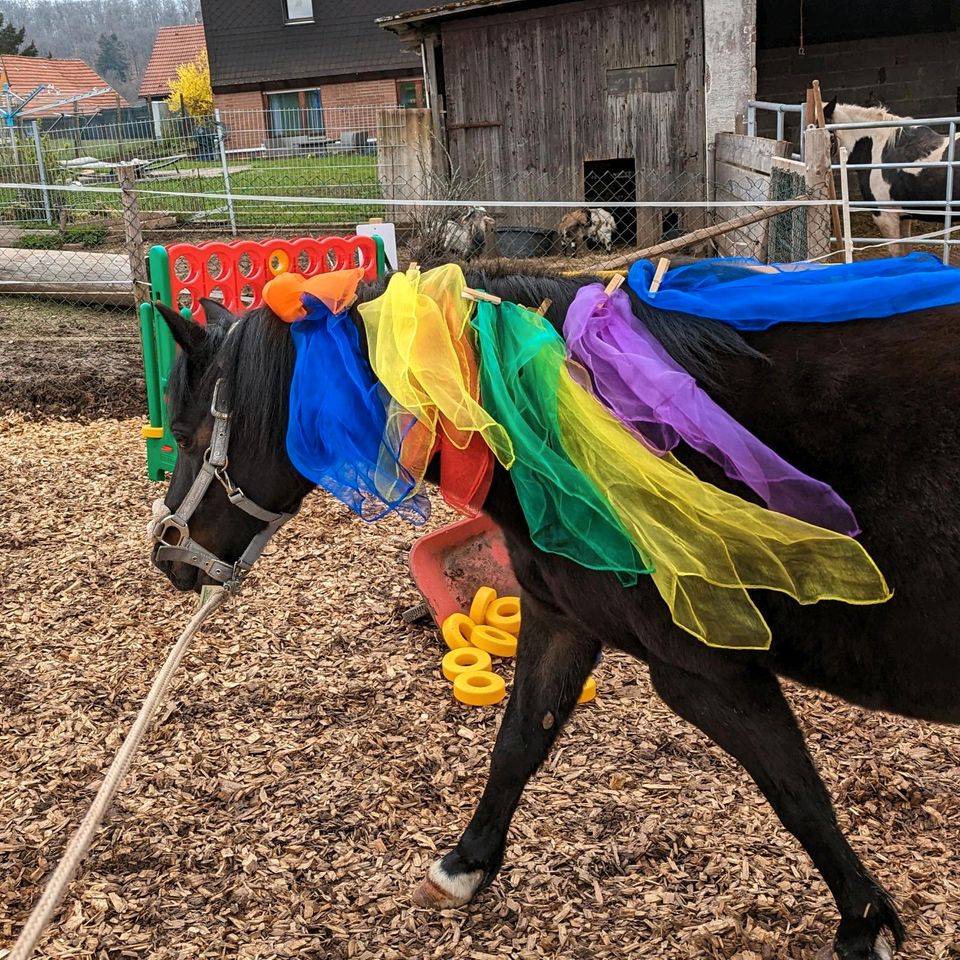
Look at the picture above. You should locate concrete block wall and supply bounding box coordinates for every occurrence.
[757,30,960,140]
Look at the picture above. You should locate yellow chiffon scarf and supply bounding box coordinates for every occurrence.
[556,355,891,649]
[356,265,515,494]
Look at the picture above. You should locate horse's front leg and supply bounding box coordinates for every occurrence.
[647,655,904,960]
[414,591,599,908]
[873,210,904,257]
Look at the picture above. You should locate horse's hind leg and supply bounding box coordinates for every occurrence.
[648,656,904,960]
[413,592,599,908]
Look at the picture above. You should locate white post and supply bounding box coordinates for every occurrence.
[943,121,955,265]
[215,108,237,237]
[31,120,53,225]
[838,145,854,264]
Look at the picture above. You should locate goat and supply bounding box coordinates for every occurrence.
[442,207,495,260]
[557,207,616,256]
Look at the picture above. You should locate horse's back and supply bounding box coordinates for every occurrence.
[708,306,960,722]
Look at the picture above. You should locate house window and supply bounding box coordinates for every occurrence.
[267,91,303,136]
[397,79,425,109]
[305,90,324,133]
[284,0,314,23]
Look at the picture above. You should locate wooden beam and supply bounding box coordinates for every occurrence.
[811,79,843,254]
[592,198,811,271]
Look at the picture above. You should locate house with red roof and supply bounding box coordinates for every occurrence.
[0,54,128,118]
[139,23,207,138]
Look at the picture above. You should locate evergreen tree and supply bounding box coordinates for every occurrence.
[0,13,38,55]
[96,33,130,82]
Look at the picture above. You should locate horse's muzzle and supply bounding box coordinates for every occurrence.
[151,542,206,592]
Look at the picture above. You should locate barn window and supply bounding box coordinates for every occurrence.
[607,65,676,96]
[284,0,314,23]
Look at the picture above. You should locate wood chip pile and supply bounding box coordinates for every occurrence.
[1,415,958,959]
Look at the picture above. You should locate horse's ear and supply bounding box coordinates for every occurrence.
[155,301,207,353]
[823,98,837,122]
[199,297,237,328]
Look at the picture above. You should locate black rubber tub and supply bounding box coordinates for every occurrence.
[494,227,555,258]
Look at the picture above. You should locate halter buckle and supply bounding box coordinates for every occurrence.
[210,377,231,420]
[156,514,189,548]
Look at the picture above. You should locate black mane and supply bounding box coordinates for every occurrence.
[355,262,761,389]
[168,305,296,455]
[177,263,762,451]
[465,264,763,386]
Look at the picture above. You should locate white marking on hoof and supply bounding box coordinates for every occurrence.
[873,933,894,960]
[412,860,484,908]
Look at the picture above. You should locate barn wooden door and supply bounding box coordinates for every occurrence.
[439,0,706,242]
[605,0,705,245]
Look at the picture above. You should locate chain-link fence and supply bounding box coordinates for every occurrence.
[2,104,947,426]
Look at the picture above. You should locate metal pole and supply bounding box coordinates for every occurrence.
[5,90,21,165]
[776,106,785,142]
[746,105,756,137]
[943,120,955,265]
[838,146,854,264]
[31,120,53,225]
[215,108,237,237]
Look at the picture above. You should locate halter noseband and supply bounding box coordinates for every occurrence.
[152,376,298,593]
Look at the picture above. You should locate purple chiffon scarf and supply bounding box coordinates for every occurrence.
[563,285,860,536]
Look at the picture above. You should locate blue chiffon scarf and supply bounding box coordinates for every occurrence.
[628,253,960,330]
[286,295,430,524]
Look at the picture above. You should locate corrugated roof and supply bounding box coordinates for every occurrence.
[139,24,207,99]
[0,54,129,116]
[378,0,527,29]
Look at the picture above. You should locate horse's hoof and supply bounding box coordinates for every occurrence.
[835,896,904,960]
[412,858,484,909]
[834,933,896,960]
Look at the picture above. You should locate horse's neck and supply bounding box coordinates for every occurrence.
[832,105,901,156]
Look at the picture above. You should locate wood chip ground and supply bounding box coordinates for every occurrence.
[1,416,958,959]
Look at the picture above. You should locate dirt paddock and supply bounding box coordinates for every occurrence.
[1,411,957,960]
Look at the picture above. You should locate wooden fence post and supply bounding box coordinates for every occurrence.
[803,126,835,261]
[118,164,149,306]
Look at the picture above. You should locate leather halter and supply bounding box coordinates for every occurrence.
[152,377,298,593]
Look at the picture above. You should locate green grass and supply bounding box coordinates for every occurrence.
[3,148,384,230]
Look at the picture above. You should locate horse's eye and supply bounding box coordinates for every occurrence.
[173,430,193,450]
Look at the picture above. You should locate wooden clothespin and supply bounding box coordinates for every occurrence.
[648,257,671,298]
[535,298,552,317]
[461,286,502,305]
[603,273,625,297]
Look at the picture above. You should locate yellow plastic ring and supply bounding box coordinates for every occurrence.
[453,670,506,706]
[484,595,521,636]
[442,647,492,681]
[469,586,497,625]
[441,612,475,650]
[578,675,597,704]
[471,625,518,658]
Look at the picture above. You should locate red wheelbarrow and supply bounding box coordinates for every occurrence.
[404,514,520,626]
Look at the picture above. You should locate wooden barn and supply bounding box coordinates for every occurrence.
[381,0,957,248]
[383,0,707,244]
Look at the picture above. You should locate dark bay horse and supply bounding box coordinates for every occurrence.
[151,266,960,960]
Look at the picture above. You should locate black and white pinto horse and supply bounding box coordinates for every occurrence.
[825,101,960,255]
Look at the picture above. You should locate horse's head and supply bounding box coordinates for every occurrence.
[150,299,313,593]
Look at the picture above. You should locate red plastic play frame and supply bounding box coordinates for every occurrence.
[165,235,381,323]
